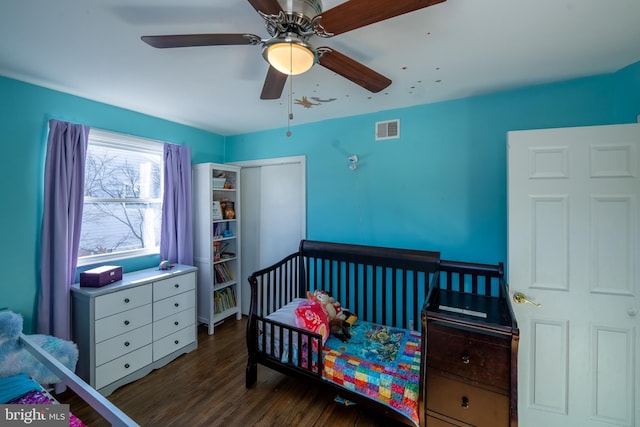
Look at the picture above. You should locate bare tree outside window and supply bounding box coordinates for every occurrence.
[78,130,163,264]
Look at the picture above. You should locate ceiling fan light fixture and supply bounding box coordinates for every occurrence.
[263,35,315,76]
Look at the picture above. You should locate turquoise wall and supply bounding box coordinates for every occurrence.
[226,62,640,265]
[0,76,223,332]
[2,61,639,331]
[613,60,640,121]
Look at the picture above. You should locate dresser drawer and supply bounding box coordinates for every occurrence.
[427,322,510,390]
[95,344,153,390]
[153,272,196,301]
[153,307,195,340]
[94,284,152,319]
[153,289,195,321]
[95,324,153,366]
[427,372,509,427]
[153,326,195,361]
[94,303,152,343]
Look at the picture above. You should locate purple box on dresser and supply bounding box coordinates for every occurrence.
[80,265,123,287]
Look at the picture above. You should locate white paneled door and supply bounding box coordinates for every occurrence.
[508,124,639,427]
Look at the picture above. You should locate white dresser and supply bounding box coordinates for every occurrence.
[71,264,198,396]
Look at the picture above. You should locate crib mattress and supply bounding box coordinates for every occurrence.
[260,302,421,426]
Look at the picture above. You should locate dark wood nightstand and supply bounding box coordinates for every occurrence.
[422,261,519,427]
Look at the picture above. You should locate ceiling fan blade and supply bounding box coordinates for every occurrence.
[247,0,283,15]
[318,48,391,93]
[260,66,288,100]
[141,33,261,49]
[319,0,446,36]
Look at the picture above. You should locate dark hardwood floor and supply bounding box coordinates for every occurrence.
[58,317,408,426]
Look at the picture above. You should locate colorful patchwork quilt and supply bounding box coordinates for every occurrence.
[261,302,421,425]
[322,321,421,426]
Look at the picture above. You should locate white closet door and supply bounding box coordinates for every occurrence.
[236,157,306,315]
[258,163,304,267]
[240,166,261,315]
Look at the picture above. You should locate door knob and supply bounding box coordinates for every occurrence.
[513,292,541,307]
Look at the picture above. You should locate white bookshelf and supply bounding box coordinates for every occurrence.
[192,163,241,334]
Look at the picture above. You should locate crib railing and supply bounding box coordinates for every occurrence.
[300,240,441,332]
[438,259,505,297]
[427,259,518,333]
[246,250,325,386]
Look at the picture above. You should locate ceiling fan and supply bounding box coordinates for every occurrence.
[141,0,446,100]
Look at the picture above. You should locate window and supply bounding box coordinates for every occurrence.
[78,129,163,266]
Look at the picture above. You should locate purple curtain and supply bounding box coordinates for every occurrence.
[160,143,193,265]
[39,120,89,339]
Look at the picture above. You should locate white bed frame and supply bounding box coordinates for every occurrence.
[19,333,139,427]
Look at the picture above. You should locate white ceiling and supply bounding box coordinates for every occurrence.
[1,0,639,136]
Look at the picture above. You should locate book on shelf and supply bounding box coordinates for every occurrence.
[213,240,229,262]
[213,222,233,240]
[212,201,223,220]
[214,262,234,283]
[214,286,237,314]
[213,241,221,262]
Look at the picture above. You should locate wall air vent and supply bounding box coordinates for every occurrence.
[375,119,400,140]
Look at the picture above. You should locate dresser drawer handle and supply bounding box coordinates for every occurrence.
[174,303,179,307]
[124,298,130,304]
[174,321,179,326]
[461,396,470,409]
[124,341,130,347]
[124,320,130,326]
[124,363,130,369]
[174,340,179,345]
[174,283,180,288]
[461,354,470,364]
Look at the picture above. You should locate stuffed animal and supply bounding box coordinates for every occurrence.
[0,311,78,385]
[307,290,344,321]
[329,318,350,342]
[329,310,358,342]
[306,291,358,342]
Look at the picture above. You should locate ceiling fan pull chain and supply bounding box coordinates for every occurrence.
[286,43,293,137]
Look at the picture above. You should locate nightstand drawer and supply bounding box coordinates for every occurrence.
[427,372,509,427]
[95,324,153,366]
[427,322,510,390]
[94,304,152,343]
[153,307,195,340]
[95,344,152,390]
[153,272,196,301]
[153,289,195,321]
[94,284,152,319]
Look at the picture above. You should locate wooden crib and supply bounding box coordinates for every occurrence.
[245,240,518,426]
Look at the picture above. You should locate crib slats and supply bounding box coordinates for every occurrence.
[296,242,441,331]
[438,259,504,297]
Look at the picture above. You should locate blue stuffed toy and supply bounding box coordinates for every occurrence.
[0,311,78,385]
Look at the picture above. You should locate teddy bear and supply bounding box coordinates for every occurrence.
[0,311,78,385]
[307,290,344,321]
[307,291,359,342]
